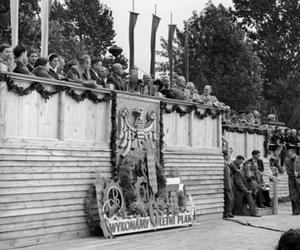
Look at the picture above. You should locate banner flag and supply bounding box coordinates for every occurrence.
[184,25,189,82]
[41,0,51,57]
[129,11,139,71]
[150,14,161,77]
[168,24,176,87]
[10,0,19,47]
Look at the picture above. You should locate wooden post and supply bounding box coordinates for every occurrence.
[57,91,65,140]
[0,81,7,139]
[189,111,194,147]
[272,177,279,215]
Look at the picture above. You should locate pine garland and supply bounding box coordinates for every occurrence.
[161,102,224,120]
[159,101,165,169]
[110,92,118,179]
[1,74,112,103]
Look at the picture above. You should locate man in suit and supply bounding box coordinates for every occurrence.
[26,50,38,72]
[231,156,260,217]
[251,162,272,207]
[248,150,264,172]
[13,45,31,75]
[223,150,234,218]
[48,53,60,80]
[90,58,106,86]
[107,63,125,91]
[285,149,300,215]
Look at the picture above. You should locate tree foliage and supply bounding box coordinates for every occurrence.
[158,3,263,111]
[233,0,300,128]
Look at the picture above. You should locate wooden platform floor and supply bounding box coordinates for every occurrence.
[18,202,300,250]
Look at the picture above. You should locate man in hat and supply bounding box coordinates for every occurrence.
[285,149,300,215]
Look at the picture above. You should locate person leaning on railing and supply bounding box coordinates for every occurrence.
[0,43,16,73]
[66,55,97,88]
[32,57,52,78]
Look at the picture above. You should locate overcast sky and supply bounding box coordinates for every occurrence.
[100,0,233,75]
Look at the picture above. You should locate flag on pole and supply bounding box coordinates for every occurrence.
[150,14,160,77]
[10,0,19,48]
[129,11,139,71]
[183,25,189,82]
[168,24,176,87]
[41,0,51,57]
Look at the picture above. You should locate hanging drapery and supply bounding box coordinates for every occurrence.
[129,11,139,71]
[168,24,176,87]
[150,14,161,77]
[183,24,189,82]
[10,0,19,47]
[41,0,51,57]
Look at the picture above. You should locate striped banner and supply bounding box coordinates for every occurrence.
[168,24,176,87]
[129,11,139,71]
[150,14,161,77]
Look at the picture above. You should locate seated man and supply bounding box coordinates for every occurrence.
[231,156,260,217]
[13,45,31,75]
[248,150,264,172]
[107,63,125,91]
[26,50,38,72]
[253,110,261,126]
[159,76,170,96]
[250,161,272,207]
[32,57,52,78]
[67,55,97,88]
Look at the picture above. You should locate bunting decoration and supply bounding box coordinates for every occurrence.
[168,24,176,87]
[129,11,139,71]
[150,14,161,77]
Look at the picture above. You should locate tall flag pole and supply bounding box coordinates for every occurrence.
[129,0,139,71]
[184,22,189,82]
[150,5,161,77]
[168,13,176,87]
[41,0,51,57]
[10,0,19,47]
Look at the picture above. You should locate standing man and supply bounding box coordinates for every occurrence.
[13,45,31,75]
[223,150,234,218]
[26,50,38,72]
[231,156,260,217]
[248,150,264,172]
[107,63,125,91]
[48,53,60,80]
[285,149,300,215]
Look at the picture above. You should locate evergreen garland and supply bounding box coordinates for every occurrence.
[159,101,165,169]
[1,74,112,104]
[160,102,225,120]
[110,92,118,179]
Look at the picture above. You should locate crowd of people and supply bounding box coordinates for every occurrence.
[224,148,300,219]
[0,43,231,107]
[223,149,276,218]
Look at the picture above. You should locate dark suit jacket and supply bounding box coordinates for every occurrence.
[90,69,105,86]
[49,68,59,80]
[284,157,300,201]
[26,64,34,72]
[247,158,264,172]
[13,61,31,75]
[224,162,233,191]
[32,66,52,78]
[107,73,125,91]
